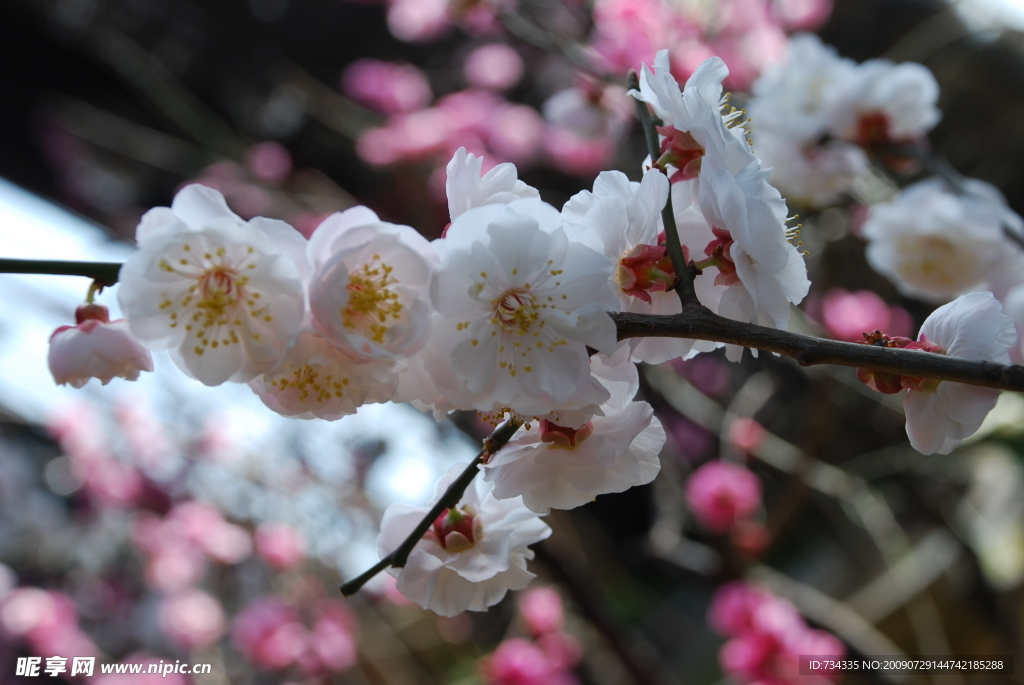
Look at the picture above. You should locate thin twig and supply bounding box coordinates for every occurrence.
[627,71,699,305]
[0,259,122,287]
[340,420,521,596]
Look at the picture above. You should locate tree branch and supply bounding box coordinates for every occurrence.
[340,419,521,597]
[614,306,1024,392]
[627,70,699,305]
[4,258,1024,392]
[0,259,122,287]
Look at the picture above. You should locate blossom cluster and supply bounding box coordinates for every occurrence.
[749,32,941,208]
[709,582,844,685]
[42,31,1024,620]
[746,32,1024,455]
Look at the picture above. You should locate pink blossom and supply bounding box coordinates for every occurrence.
[158,588,226,651]
[709,583,845,684]
[387,0,451,42]
[772,0,833,30]
[481,638,578,685]
[518,587,564,635]
[305,601,358,672]
[343,59,433,115]
[246,142,293,183]
[0,588,97,658]
[488,104,544,164]
[537,632,582,670]
[232,599,308,670]
[544,127,616,177]
[821,288,912,342]
[255,523,306,570]
[728,418,766,453]
[465,43,525,91]
[708,582,770,636]
[685,461,762,533]
[144,544,206,594]
[48,303,153,388]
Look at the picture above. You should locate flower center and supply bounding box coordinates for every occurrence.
[431,505,481,552]
[656,125,705,183]
[698,227,739,286]
[266,363,351,404]
[539,420,594,449]
[616,244,675,304]
[197,265,242,309]
[494,288,538,335]
[343,255,403,344]
[856,111,892,147]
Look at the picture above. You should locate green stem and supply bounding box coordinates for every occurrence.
[0,259,122,286]
[340,419,522,597]
[628,71,698,305]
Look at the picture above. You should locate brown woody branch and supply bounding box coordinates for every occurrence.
[613,304,1024,392]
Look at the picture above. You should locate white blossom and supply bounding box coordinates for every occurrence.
[827,59,940,145]
[378,464,551,616]
[249,330,398,420]
[631,50,756,178]
[862,178,1018,303]
[482,352,664,513]
[562,169,694,364]
[749,33,858,142]
[427,198,619,418]
[753,134,867,208]
[307,206,435,361]
[118,184,306,386]
[673,162,810,361]
[48,304,153,388]
[903,292,1015,455]
[445,147,540,222]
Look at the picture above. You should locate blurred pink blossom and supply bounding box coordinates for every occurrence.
[158,588,226,651]
[709,582,844,684]
[232,599,308,670]
[387,0,451,42]
[343,59,433,115]
[685,461,762,533]
[728,418,766,453]
[464,43,525,90]
[518,587,563,635]
[0,588,97,658]
[488,104,544,163]
[772,0,832,29]
[305,601,358,672]
[246,142,293,183]
[481,638,578,685]
[821,288,913,342]
[256,523,306,570]
[536,632,582,671]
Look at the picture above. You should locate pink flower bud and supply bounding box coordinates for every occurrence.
[256,523,306,570]
[431,505,482,551]
[616,244,675,304]
[685,461,761,533]
[48,306,153,388]
[518,587,564,635]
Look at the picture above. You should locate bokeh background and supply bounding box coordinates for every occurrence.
[2,0,1024,683]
